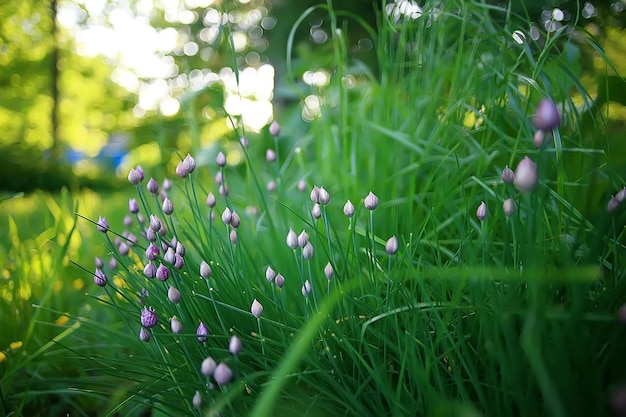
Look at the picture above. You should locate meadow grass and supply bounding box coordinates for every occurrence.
[2,1,626,416]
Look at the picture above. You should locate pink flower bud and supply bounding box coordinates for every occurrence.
[311,204,322,220]
[310,185,320,203]
[170,318,183,334]
[143,261,157,278]
[251,299,264,318]
[192,391,202,409]
[501,166,515,184]
[216,151,226,167]
[240,136,249,147]
[230,211,240,228]
[162,178,172,191]
[222,207,232,225]
[200,260,212,278]
[201,357,217,376]
[297,179,307,192]
[213,362,233,386]
[206,192,216,208]
[343,200,355,217]
[502,198,516,217]
[533,98,560,131]
[476,201,487,221]
[275,273,285,288]
[386,236,399,255]
[364,191,378,210]
[229,230,238,245]
[286,228,298,249]
[297,230,309,248]
[269,120,280,136]
[301,280,312,297]
[617,187,626,203]
[318,187,330,205]
[96,216,109,233]
[533,129,552,148]
[128,198,139,213]
[324,262,334,280]
[514,156,538,192]
[162,197,174,215]
[608,196,620,213]
[168,286,181,304]
[266,149,276,162]
[267,180,276,193]
[164,247,175,264]
[156,263,170,281]
[147,178,159,194]
[149,215,161,232]
[302,242,314,259]
[266,266,277,283]
[139,327,150,342]
[228,335,243,355]
[128,168,142,185]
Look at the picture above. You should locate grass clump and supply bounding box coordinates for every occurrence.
[45,1,626,417]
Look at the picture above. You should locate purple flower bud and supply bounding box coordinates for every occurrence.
[175,241,185,256]
[229,230,238,245]
[266,148,276,162]
[184,154,196,173]
[343,200,355,217]
[109,257,118,270]
[156,264,170,281]
[213,362,233,386]
[228,335,243,355]
[275,273,285,288]
[266,266,276,283]
[97,216,109,233]
[251,299,263,318]
[174,253,184,269]
[141,307,157,328]
[118,242,129,256]
[168,286,181,304]
[617,187,626,203]
[310,185,320,203]
[311,204,322,220]
[302,242,314,260]
[386,236,399,255]
[149,215,161,232]
[197,321,209,342]
[240,136,249,147]
[206,192,216,208]
[502,198,516,217]
[123,215,133,227]
[135,165,145,181]
[297,179,307,192]
[608,196,620,213]
[192,391,202,409]
[302,280,312,297]
[94,269,107,287]
[533,129,552,148]
[476,201,487,221]
[201,357,217,376]
[147,178,159,194]
[215,170,223,185]
[139,327,150,342]
[216,151,226,167]
[175,160,189,178]
[324,262,334,280]
[267,180,277,193]
[137,214,145,224]
[533,98,560,131]
[128,168,142,185]
[146,243,161,261]
[219,184,230,197]
[146,227,156,242]
[170,318,183,334]
[501,166,515,184]
[514,156,538,192]
[94,256,104,269]
[164,247,175,264]
[125,232,138,246]
[200,260,212,279]
[230,211,240,228]
[297,230,309,248]
[286,228,298,250]
[143,261,157,278]
[162,178,172,191]
[128,198,139,214]
[318,187,330,205]
[364,192,379,210]
[269,120,280,136]
[222,207,232,225]
[162,197,174,215]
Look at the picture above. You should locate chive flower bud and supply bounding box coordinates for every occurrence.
[118,242,129,256]
[266,266,276,283]
[228,335,243,355]
[156,263,170,281]
[213,362,233,386]
[94,256,104,269]
[93,268,107,287]
[175,241,185,256]
[170,317,183,334]
[476,201,487,222]
[385,236,399,255]
[269,120,280,136]
[143,261,157,278]
[266,149,276,162]
[501,166,515,184]
[222,207,232,225]
[215,171,223,185]
[318,187,330,205]
[146,243,160,260]
[324,262,334,280]
[192,391,202,409]
[267,180,276,193]
[502,198,516,217]
[533,129,552,148]
[297,179,307,192]
[302,280,312,297]
[229,230,238,245]
[617,187,626,203]
[162,197,174,215]
[123,215,133,227]
[275,273,285,288]
[240,136,249,147]
[197,322,209,342]
[147,178,159,194]
[128,168,142,185]
[297,230,309,248]
[174,253,184,269]
[311,204,322,220]
[302,242,314,259]
[164,247,175,264]
[183,154,196,173]
[514,156,538,192]
[219,184,230,197]
[109,257,118,270]
[175,160,189,178]
[608,196,620,213]
[533,98,560,131]
[96,216,109,233]
[286,228,298,249]
[230,211,240,228]
[168,286,181,304]
[141,307,157,328]
[128,198,139,214]
[146,227,156,242]
[343,200,355,217]
[251,299,263,318]
[149,215,161,232]
[310,185,320,203]
[216,151,226,167]
[206,192,216,208]
[135,165,145,181]
[201,357,217,376]
[139,327,150,342]
[364,192,378,210]
[162,178,172,191]
[200,260,212,278]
